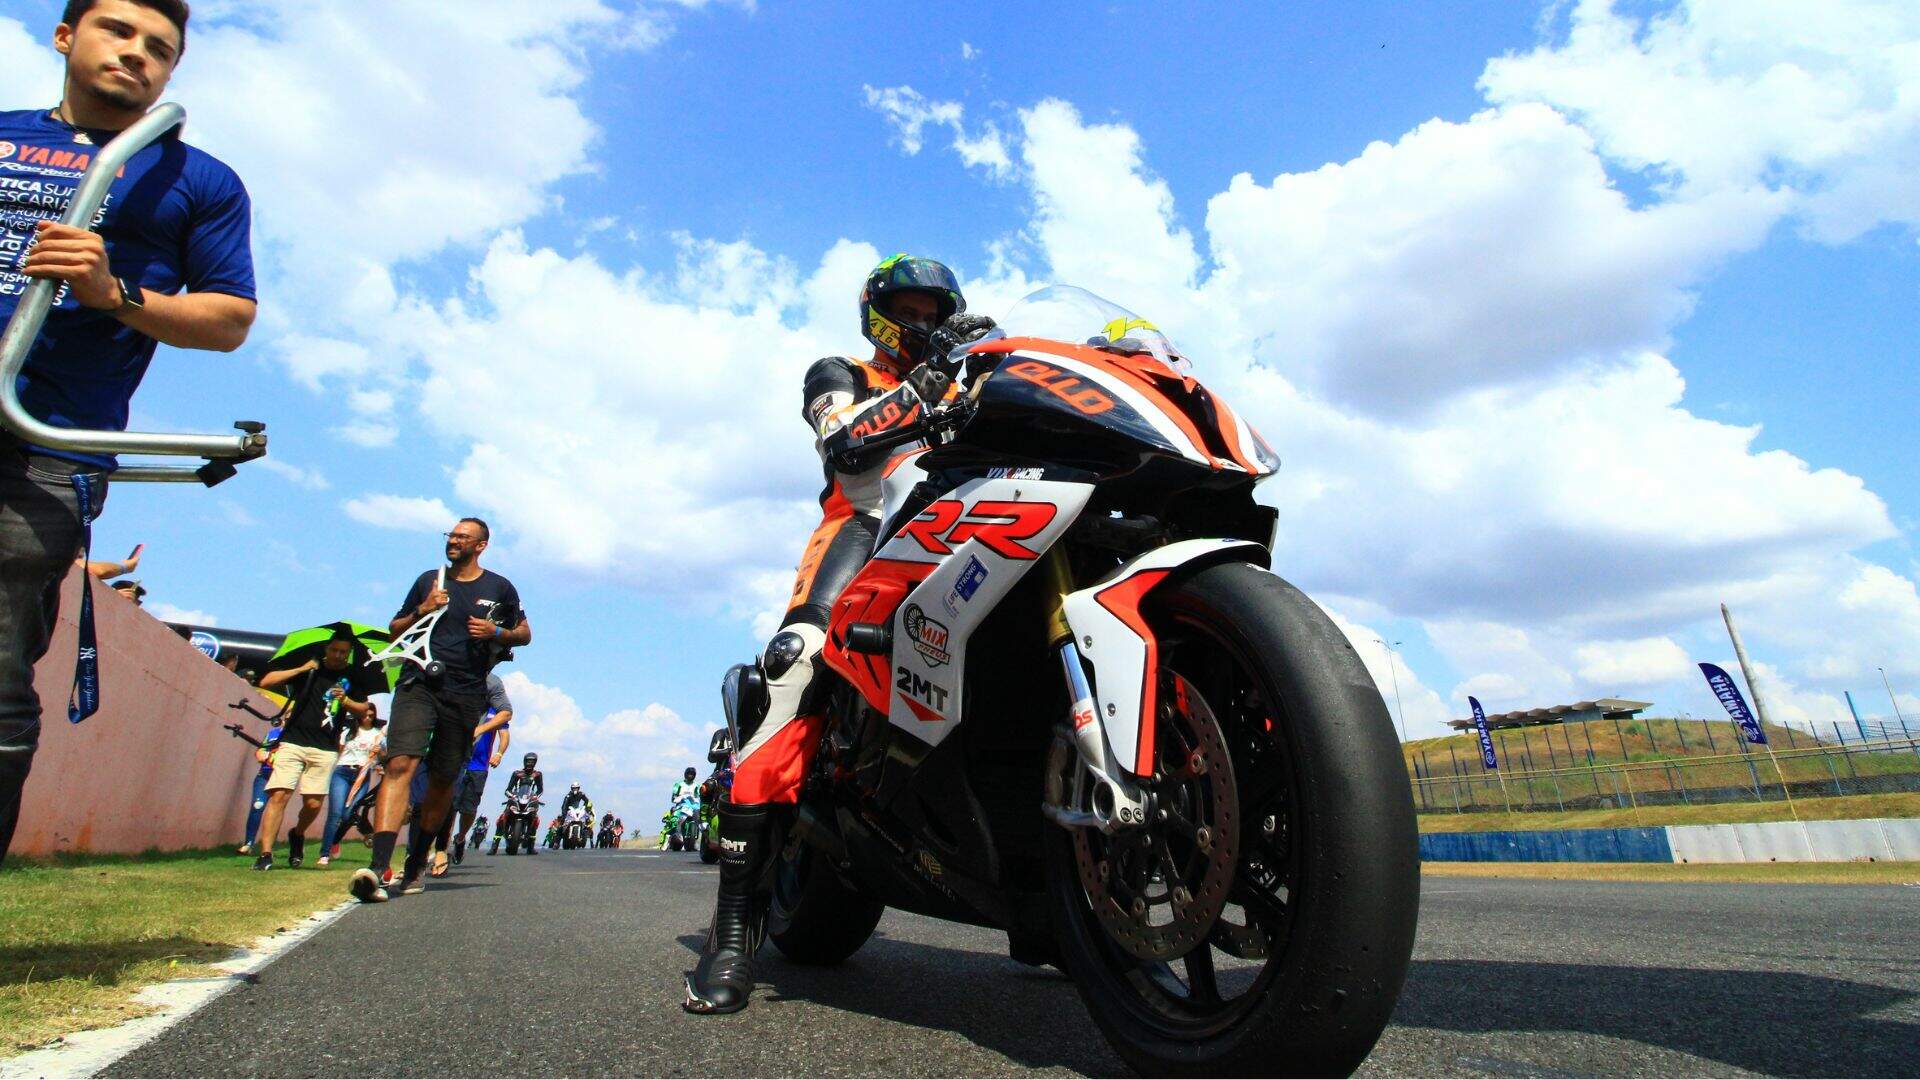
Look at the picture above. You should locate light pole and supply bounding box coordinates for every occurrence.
[1375,638,1408,744]
[1881,667,1908,729]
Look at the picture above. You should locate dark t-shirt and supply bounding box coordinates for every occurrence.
[281,665,356,750]
[396,568,523,695]
[0,109,256,468]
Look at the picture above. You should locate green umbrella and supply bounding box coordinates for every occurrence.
[266,621,397,700]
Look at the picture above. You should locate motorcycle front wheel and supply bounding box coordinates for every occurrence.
[768,828,884,965]
[1044,561,1418,1077]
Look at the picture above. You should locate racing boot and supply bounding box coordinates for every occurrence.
[683,801,775,1014]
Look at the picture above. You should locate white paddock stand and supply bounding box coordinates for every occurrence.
[367,567,446,680]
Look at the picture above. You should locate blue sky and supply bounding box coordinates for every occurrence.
[4,0,1917,817]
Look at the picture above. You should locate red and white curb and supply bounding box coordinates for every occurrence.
[1,899,357,1079]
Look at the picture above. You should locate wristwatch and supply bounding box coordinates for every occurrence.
[114,276,145,314]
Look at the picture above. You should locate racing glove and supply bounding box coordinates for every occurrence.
[926,313,997,372]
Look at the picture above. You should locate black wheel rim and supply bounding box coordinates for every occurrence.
[1051,605,1304,1039]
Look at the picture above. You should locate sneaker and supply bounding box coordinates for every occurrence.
[329,843,342,859]
[317,855,331,867]
[349,867,388,903]
[251,853,274,871]
[287,832,306,867]
[453,840,465,866]
[399,873,426,896]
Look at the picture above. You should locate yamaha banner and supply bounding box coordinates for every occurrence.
[1469,696,1498,769]
[1700,662,1767,745]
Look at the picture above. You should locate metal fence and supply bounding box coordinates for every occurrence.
[1407,727,1920,816]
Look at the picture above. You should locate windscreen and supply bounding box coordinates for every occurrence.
[981,285,1191,375]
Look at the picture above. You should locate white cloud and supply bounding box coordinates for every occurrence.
[863,84,1012,179]
[342,494,455,532]
[499,672,710,826]
[862,84,964,154]
[256,458,332,490]
[1575,636,1693,687]
[146,600,219,626]
[1481,0,1920,241]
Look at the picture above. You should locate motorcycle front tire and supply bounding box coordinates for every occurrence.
[1044,561,1419,1077]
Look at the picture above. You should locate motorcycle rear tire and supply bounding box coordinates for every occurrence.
[768,834,884,966]
[1044,561,1418,1077]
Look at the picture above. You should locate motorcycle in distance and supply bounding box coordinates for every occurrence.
[562,805,593,850]
[717,287,1417,1075]
[544,821,561,850]
[468,814,489,854]
[664,799,700,852]
[596,819,617,849]
[496,791,542,855]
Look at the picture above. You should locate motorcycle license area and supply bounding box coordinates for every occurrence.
[5,3,1919,1079]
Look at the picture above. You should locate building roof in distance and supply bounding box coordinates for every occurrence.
[1448,698,1653,731]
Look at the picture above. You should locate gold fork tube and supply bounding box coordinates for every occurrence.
[1043,546,1075,648]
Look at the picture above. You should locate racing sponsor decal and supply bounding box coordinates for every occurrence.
[189,631,220,659]
[902,604,951,667]
[1004,359,1115,415]
[987,466,1044,479]
[895,665,950,716]
[0,142,14,161]
[942,556,989,616]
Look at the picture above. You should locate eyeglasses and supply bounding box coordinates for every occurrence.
[443,532,485,544]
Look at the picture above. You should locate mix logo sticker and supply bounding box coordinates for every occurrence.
[902,603,951,667]
[943,556,989,616]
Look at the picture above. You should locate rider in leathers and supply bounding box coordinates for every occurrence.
[500,753,544,853]
[685,254,994,1014]
[559,782,592,839]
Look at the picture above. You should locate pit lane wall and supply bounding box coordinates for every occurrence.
[12,565,265,856]
[1419,818,1920,863]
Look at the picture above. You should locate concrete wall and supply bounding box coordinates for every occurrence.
[12,565,271,855]
[1420,817,1920,864]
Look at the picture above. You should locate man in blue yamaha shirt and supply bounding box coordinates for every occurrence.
[0,0,256,866]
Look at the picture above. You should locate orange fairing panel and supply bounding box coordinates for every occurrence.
[821,558,934,714]
[1062,539,1271,777]
[967,337,1276,476]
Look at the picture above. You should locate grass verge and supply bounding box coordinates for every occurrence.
[1417,791,1920,833]
[1423,859,1920,885]
[0,847,353,1058]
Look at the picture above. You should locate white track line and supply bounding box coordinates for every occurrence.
[1,899,357,1079]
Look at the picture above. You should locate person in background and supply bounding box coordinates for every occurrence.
[251,633,369,869]
[0,0,258,867]
[350,517,529,902]
[238,718,282,856]
[109,579,145,606]
[434,672,513,872]
[81,543,139,580]
[322,702,385,867]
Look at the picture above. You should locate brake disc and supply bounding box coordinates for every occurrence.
[1071,671,1239,962]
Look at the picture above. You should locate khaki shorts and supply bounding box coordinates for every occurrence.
[266,743,338,796]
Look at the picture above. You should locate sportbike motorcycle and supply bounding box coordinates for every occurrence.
[563,806,592,850]
[664,800,700,852]
[496,792,541,855]
[468,815,489,853]
[698,730,733,865]
[719,287,1417,1075]
[596,823,617,849]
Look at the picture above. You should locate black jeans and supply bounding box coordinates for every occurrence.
[0,445,107,866]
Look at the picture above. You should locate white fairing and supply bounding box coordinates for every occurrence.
[878,476,1094,746]
[1062,539,1270,776]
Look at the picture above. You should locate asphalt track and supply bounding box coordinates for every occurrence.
[104,849,1920,1078]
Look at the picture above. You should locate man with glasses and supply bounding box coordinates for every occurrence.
[349,517,530,902]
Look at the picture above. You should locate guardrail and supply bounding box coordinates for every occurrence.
[0,102,266,485]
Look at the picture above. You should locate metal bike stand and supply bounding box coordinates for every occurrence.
[0,103,267,485]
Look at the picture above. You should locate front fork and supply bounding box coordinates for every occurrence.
[1039,547,1150,833]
